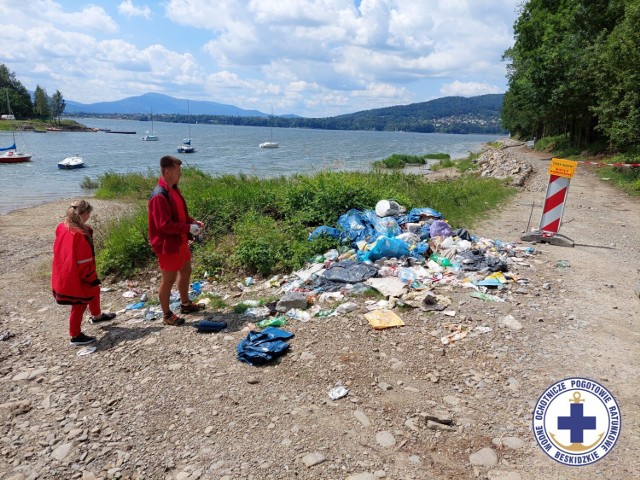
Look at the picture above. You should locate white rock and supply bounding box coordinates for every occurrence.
[492,436,526,449]
[469,447,498,467]
[51,442,73,461]
[354,410,371,427]
[346,474,376,480]
[499,315,522,330]
[302,451,326,467]
[487,471,523,480]
[375,431,396,448]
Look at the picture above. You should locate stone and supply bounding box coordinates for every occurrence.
[354,410,371,427]
[469,447,498,467]
[375,431,396,448]
[276,292,309,312]
[51,442,73,461]
[487,471,523,480]
[346,474,376,480]
[493,436,526,449]
[426,420,456,432]
[302,451,326,467]
[499,315,522,330]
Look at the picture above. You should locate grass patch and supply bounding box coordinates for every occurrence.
[94,167,516,279]
[198,293,228,310]
[80,176,100,189]
[373,153,449,169]
[592,153,640,195]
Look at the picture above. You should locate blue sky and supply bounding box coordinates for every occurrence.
[1,0,520,117]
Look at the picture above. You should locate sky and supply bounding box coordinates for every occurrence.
[1,0,521,117]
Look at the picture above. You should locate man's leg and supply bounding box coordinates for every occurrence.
[159,268,179,316]
[177,260,192,305]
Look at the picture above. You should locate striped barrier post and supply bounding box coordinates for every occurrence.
[521,158,577,247]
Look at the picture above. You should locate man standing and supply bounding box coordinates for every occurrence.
[148,156,205,325]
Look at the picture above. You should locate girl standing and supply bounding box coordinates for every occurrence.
[52,200,115,345]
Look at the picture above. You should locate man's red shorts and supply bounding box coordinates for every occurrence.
[158,242,191,271]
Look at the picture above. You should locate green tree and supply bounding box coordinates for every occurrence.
[34,85,51,119]
[502,0,625,147]
[0,63,33,118]
[50,90,66,125]
[590,1,640,149]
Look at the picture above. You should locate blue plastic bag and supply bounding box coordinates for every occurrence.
[363,237,411,262]
[308,226,342,241]
[336,209,373,243]
[237,327,295,366]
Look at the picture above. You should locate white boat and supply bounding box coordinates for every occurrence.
[141,108,159,141]
[58,155,85,169]
[0,91,32,164]
[177,101,195,153]
[259,108,279,148]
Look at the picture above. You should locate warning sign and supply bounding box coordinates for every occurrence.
[548,158,578,178]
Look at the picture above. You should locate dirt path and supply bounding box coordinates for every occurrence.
[0,148,638,480]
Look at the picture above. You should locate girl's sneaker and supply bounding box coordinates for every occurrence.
[70,333,97,346]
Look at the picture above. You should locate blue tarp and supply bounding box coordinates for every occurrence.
[237,327,295,366]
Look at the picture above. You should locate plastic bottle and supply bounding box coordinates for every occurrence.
[429,253,452,267]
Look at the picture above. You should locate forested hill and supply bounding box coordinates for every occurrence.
[323,94,505,134]
[72,94,506,135]
[196,93,505,134]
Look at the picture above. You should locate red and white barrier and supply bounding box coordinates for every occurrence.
[539,175,571,234]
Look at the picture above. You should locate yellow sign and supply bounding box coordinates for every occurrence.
[548,158,578,178]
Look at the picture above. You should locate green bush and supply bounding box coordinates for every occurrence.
[95,206,152,277]
[94,166,515,279]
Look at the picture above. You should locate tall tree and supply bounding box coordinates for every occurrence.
[0,63,33,118]
[50,90,66,125]
[502,0,626,148]
[34,85,51,119]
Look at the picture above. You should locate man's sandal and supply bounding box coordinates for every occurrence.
[163,312,185,326]
[180,301,205,314]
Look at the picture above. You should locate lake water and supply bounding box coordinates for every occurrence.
[0,118,501,214]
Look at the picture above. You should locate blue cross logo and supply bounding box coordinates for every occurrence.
[557,392,596,443]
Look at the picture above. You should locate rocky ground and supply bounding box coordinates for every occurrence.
[0,144,639,480]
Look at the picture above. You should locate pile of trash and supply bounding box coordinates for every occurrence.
[232,199,537,334]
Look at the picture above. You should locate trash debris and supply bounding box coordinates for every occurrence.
[328,384,349,400]
[122,291,137,298]
[555,260,571,268]
[364,309,405,330]
[470,292,505,303]
[124,301,146,311]
[256,317,287,328]
[76,346,97,356]
[194,320,227,333]
[237,327,294,366]
[365,277,407,297]
[421,292,452,311]
[440,324,470,345]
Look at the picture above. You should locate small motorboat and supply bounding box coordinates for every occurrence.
[177,141,195,153]
[259,141,279,149]
[58,156,85,169]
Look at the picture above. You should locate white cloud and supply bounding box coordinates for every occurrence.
[0,0,518,116]
[439,80,502,97]
[118,1,152,20]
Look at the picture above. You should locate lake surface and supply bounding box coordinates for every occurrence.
[0,119,501,214]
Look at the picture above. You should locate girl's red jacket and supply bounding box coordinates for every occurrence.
[52,223,100,305]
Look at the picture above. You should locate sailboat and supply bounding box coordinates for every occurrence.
[259,108,279,148]
[177,100,195,153]
[141,108,159,141]
[1,90,32,163]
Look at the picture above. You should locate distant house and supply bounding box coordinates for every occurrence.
[1,114,15,120]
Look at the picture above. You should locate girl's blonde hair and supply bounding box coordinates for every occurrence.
[64,200,93,233]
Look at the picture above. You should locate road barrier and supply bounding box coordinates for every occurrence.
[522,158,578,247]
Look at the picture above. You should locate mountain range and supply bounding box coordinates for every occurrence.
[64,92,273,117]
[64,92,506,134]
